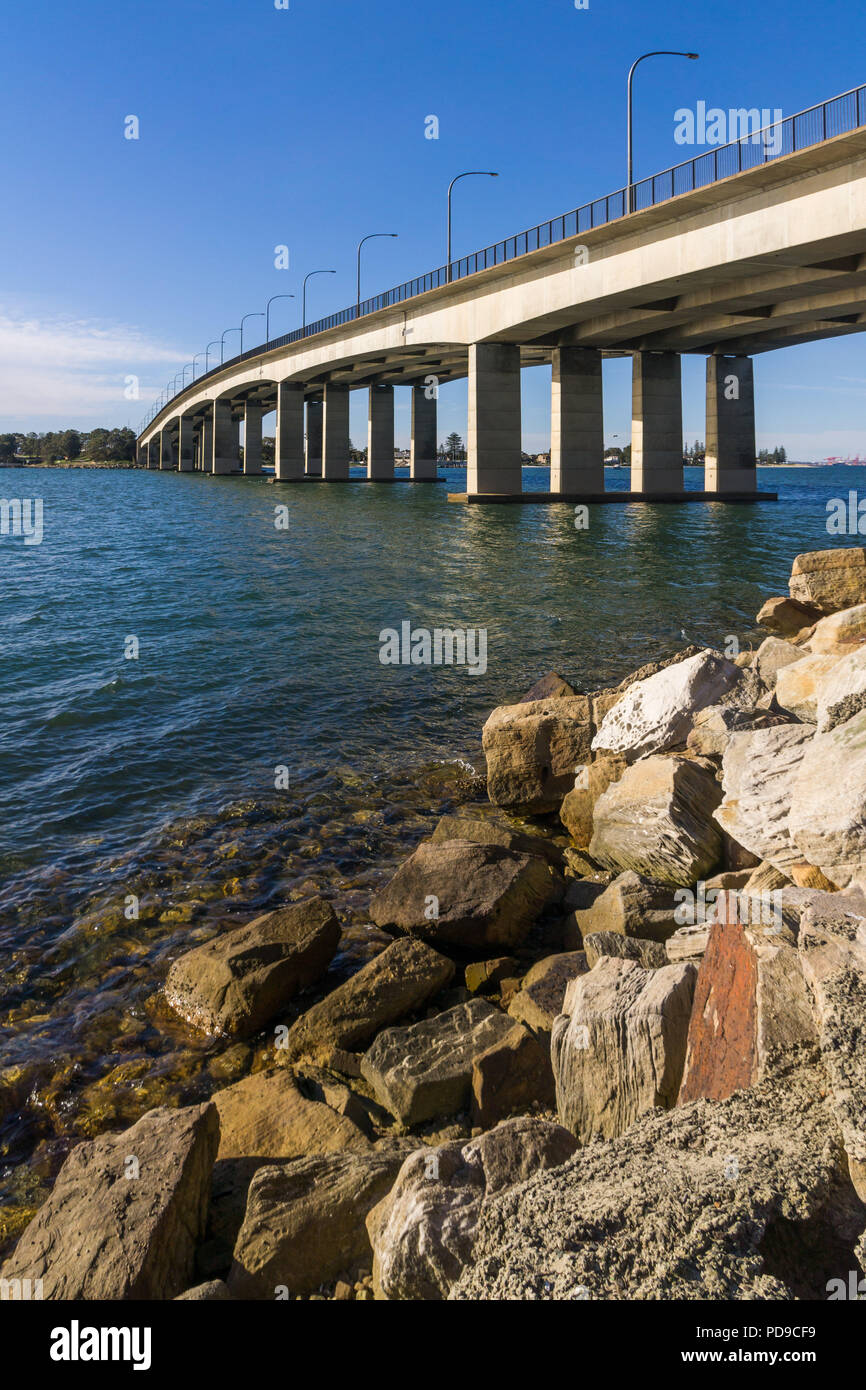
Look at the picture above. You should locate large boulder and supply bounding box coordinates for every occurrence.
[713,725,814,873]
[775,653,841,722]
[756,594,822,638]
[211,1068,370,1161]
[591,650,740,763]
[481,695,593,812]
[164,898,340,1038]
[558,754,626,847]
[589,756,723,887]
[788,710,866,888]
[368,840,557,951]
[519,670,576,702]
[360,999,516,1125]
[507,952,589,1043]
[227,1152,404,1298]
[753,636,803,687]
[789,547,866,614]
[799,901,866,1201]
[807,602,866,655]
[678,892,817,1106]
[429,810,561,864]
[582,932,667,970]
[551,957,697,1141]
[366,1117,578,1300]
[280,937,454,1063]
[686,703,790,760]
[815,646,866,732]
[470,1023,555,1127]
[563,869,683,946]
[0,1103,218,1300]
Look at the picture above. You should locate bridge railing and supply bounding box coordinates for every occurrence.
[141,82,866,434]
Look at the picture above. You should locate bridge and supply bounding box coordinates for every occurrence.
[137,84,866,502]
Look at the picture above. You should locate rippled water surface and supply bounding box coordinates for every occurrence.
[0,461,859,1247]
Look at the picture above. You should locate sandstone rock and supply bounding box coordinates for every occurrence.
[753,636,803,687]
[361,999,515,1125]
[464,957,518,994]
[678,892,817,1106]
[482,695,593,812]
[591,650,740,762]
[789,546,866,614]
[815,646,866,732]
[808,602,866,655]
[582,931,667,970]
[757,594,823,638]
[551,957,697,1141]
[799,901,866,1200]
[366,1117,578,1300]
[449,1066,864,1300]
[588,646,704,730]
[227,1152,404,1299]
[212,1069,370,1161]
[665,924,711,963]
[163,898,341,1039]
[559,754,626,847]
[507,952,588,1041]
[686,703,790,760]
[369,840,557,951]
[713,725,814,872]
[519,670,576,702]
[471,1023,555,1126]
[562,869,682,945]
[775,653,839,721]
[175,1280,232,1301]
[788,710,866,888]
[429,810,561,864]
[0,1103,218,1300]
[590,756,723,887]
[281,937,454,1062]
[744,861,791,892]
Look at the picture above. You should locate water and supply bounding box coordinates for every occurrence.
[0,461,858,1247]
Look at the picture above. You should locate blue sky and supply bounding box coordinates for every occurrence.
[2,0,865,458]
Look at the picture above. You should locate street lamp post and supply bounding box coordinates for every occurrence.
[192,353,205,380]
[447,171,498,282]
[182,363,193,385]
[302,270,336,330]
[205,340,221,371]
[221,327,240,364]
[266,294,295,342]
[356,233,398,314]
[627,50,699,213]
[240,312,265,354]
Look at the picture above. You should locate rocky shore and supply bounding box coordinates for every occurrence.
[3,543,866,1301]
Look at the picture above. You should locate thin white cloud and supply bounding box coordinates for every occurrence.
[0,310,188,428]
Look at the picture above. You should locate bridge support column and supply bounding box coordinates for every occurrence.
[467,343,522,495]
[275,382,305,480]
[704,356,757,494]
[200,416,213,474]
[178,417,194,472]
[159,428,175,471]
[147,440,159,469]
[367,384,394,479]
[243,403,264,475]
[410,385,437,480]
[322,384,350,480]
[550,347,604,494]
[212,400,239,475]
[305,397,323,475]
[630,352,684,493]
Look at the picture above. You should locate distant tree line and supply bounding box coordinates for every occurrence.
[758,445,787,464]
[0,427,138,464]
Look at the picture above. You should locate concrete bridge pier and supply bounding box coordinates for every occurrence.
[305,397,323,475]
[212,399,239,474]
[322,383,350,479]
[550,347,605,494]
[178,417,194,472]
[630,352,684,493]
[159,427,176,471]
[147,439,159,469]
[467,343,522,495]
[275,382,305,480]
[368,384,395,479]
[199,416,213,474]
[705,356,757,494]
[243,402,264,475]
[410,385,437,480]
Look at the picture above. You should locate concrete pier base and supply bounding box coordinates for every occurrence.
[630,352,684,493]
[199,416,213,474]
[704,356,757,494]
[178,417,194,472]
[243,402,264,475]
[367,384,395,479]
[275,382,305,480]
[550,347,604,494]
[468,343,522,495]
[306,397,323,475]
[322,384,350,479]
[212,400,239,474]
[159,428,175,471]
[410,386,437,479]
